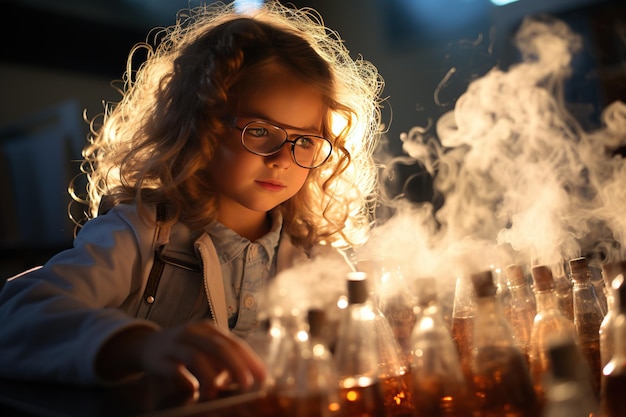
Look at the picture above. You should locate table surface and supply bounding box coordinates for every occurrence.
[0,376,269,417]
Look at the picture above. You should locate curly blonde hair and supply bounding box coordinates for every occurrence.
[75,1,384,250]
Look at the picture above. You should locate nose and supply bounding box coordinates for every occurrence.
[264,143,294,168]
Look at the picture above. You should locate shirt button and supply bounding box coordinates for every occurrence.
[243,295,255,309]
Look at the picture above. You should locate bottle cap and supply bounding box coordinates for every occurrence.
[569,257,588,281]
[307,308,326,338]
[548,337,581,380]
[505,264,527,287]
[531,265,555,292]
[347,271,369,304]
[470,270,497,298]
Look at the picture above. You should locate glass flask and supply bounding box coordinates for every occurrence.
[600,260,626,370]
[375,264,418,363]
[333,272,392,417]
[528,264,580,412]
[495,266,512,323]
[504,263,537,365]
[409,277,474,417]
[601,272,626,417]
[569,256,604,400]
[553,260,575,322]
[469,269,539,417]
[450,273,476,384]
[270,308,341,417]
[541,337,599,417]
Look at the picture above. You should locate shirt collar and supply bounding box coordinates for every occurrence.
[206,209,283,263]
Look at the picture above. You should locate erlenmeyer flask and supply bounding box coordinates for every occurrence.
[376,263,418,364]
[334,272,414,417]
[542,337,599,417]
[469,269,539,417]
[271,309,341,417]
[601,271,626,416]
[409,277,474,417]
[450,273,476,383]
[600,260,626,370]
[333,272,387,417]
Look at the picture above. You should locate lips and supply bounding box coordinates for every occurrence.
[256,179,286,192]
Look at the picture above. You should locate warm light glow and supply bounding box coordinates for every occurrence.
[313,343,325,356]
[296,330,309,342]
[346,390,358,401]
[330,111,348,137]
[337,295,348,310]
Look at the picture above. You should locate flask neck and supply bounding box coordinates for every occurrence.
[535,289,559,312]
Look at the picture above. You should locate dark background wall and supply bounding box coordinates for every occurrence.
[0,0,623,278]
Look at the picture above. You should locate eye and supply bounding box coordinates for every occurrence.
[247,127,270,138]
[294,136,315,149]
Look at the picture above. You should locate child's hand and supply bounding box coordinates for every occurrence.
[97,320,267,400]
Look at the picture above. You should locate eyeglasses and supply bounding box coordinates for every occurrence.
[234,120,333,169]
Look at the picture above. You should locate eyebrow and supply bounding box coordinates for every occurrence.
[240,112,322,134]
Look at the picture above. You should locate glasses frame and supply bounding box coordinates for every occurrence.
[234,119,333,169]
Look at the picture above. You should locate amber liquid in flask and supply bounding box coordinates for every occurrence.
[410,277,474,417]
[570,257,604,400]
[334,272,387,417]
[451,274,476,383]
[528,264,580,412]
[338,377,385,417]
[469,270,539,417]
[601,271,626,417]
[504,264,536,366]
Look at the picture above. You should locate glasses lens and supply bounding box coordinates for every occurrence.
[242,121,287,154]
[292,136,332,168]
[241,120,332,168]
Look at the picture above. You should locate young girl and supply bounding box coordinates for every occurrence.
[0,0,383,402]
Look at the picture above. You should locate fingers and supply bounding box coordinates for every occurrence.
[140,321,267,400]
[182,322,267,391]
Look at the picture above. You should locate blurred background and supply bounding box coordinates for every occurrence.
[0,0,623,278]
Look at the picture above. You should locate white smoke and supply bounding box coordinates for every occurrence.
[372,14,626,287]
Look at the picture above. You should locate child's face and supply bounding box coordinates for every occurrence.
[208,69,325,219]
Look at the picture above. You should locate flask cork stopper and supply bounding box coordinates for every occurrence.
[505,264,527,287]
[531,265,555,292]
[347,271,369,304]
[470,270,497,298]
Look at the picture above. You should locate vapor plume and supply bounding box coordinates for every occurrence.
[372,14,626,287]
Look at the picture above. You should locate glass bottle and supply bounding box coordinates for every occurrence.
[601,272,626,417]
[469,269,539,417]
[270,308,341,417]
[450,273,476,384]
[376,263,418,364]
[409,277,474,417]
[504,263,537,366]
[542,337,600,417]
[569,256,604,400]
[372,276,415,416]
[553,260,575,322]
[528,264,580,412]
[600,260,626,370]
[333,272,385,417]
[495,266,512,322]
